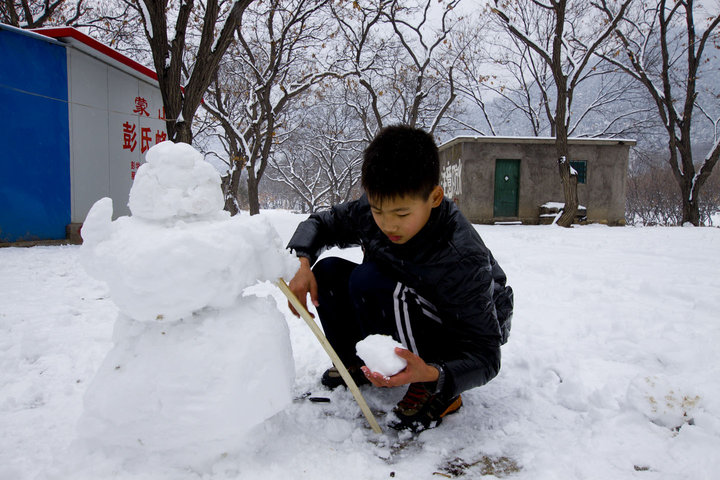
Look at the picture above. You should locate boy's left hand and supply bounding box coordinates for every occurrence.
[361,348,440,388]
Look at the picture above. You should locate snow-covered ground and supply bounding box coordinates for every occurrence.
[2,213,719,480]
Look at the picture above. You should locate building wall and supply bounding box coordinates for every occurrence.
[0,25,167,242]
[67,48,166,222]
[439,137,632,225]
[0,27,70,242]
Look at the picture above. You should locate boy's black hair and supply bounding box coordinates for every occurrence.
[361,125,440,202]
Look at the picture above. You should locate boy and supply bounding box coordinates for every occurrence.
[286,125,513,431]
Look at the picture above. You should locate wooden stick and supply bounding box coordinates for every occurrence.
[276,278,382,434]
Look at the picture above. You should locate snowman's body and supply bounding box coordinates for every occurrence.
[78,142,296,461]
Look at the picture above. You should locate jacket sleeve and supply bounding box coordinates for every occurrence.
[437,253,502,398]
[491,254,514,345]
[286,199,364,264]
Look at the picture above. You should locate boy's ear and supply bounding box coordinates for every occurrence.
[430,185,444,207]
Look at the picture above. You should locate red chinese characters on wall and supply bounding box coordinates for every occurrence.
[133,96,150,117]
[131,161,141,179]
[141,127,152,154]
[122,122,137,152]
[122,96,168,179]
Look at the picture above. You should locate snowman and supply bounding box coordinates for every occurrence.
[77,141,297,464]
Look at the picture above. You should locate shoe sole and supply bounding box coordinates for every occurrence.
[389,395,464,432]
[439,395,463,418]
[321,368,370,390]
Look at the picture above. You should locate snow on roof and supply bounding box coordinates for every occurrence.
[439,135,637,150]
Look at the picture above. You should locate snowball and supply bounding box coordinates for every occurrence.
[355,334,407,377]
[128,141,225,221]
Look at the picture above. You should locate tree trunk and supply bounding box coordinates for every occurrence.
[682,199,700,226]
[553,79,578,228]
[247,171,260,216]
[679,177,700,226]
[222,167,242,216]
[556,156,579,227]
[672,137,703,226]
[550,1,578,228]
[554,121,579,228]
[173,120,193,144]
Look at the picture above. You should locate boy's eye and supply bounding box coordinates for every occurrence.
[396,213,410,217]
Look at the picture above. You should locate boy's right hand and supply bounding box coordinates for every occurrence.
[287,257,319,317]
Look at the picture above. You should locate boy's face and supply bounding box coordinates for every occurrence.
[369,186,444,244]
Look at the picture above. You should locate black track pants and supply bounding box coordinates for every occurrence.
[312,256,446,368]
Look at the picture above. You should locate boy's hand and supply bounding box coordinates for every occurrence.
[361,348,440,388]
[287,257,319,317]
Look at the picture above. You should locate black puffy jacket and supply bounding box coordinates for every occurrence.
[287,195,513,397]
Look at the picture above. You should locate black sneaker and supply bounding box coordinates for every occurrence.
[390,382,462,432]
[321,365,371,389]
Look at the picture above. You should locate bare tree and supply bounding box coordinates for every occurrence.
[452,11,552,136]
[266,100,365,212]
[331,0,463,140]
[626,149,683,225]
[132,0,254,144]
[80,2,148,57]
[492,0,631,227]
[627,147,720,225]
[597,0,720,225]
[1,0,87,27]
[384,0,461,134]
[329,0,394,139]
[254,0,464,212]
[452,10,655,141]
[202,0,341,215]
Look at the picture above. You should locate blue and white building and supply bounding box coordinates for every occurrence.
[0,24,166,243]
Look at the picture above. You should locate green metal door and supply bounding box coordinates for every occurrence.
[493,159,520,217]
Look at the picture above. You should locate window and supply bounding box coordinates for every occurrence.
[570,160,587,184]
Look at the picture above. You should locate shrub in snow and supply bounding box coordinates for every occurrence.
[77,141,297,464]
[356,334,407,377]
[625,374,702,431]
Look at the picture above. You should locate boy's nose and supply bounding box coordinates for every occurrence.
[384,223,398,234]
[376,215,397,234]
